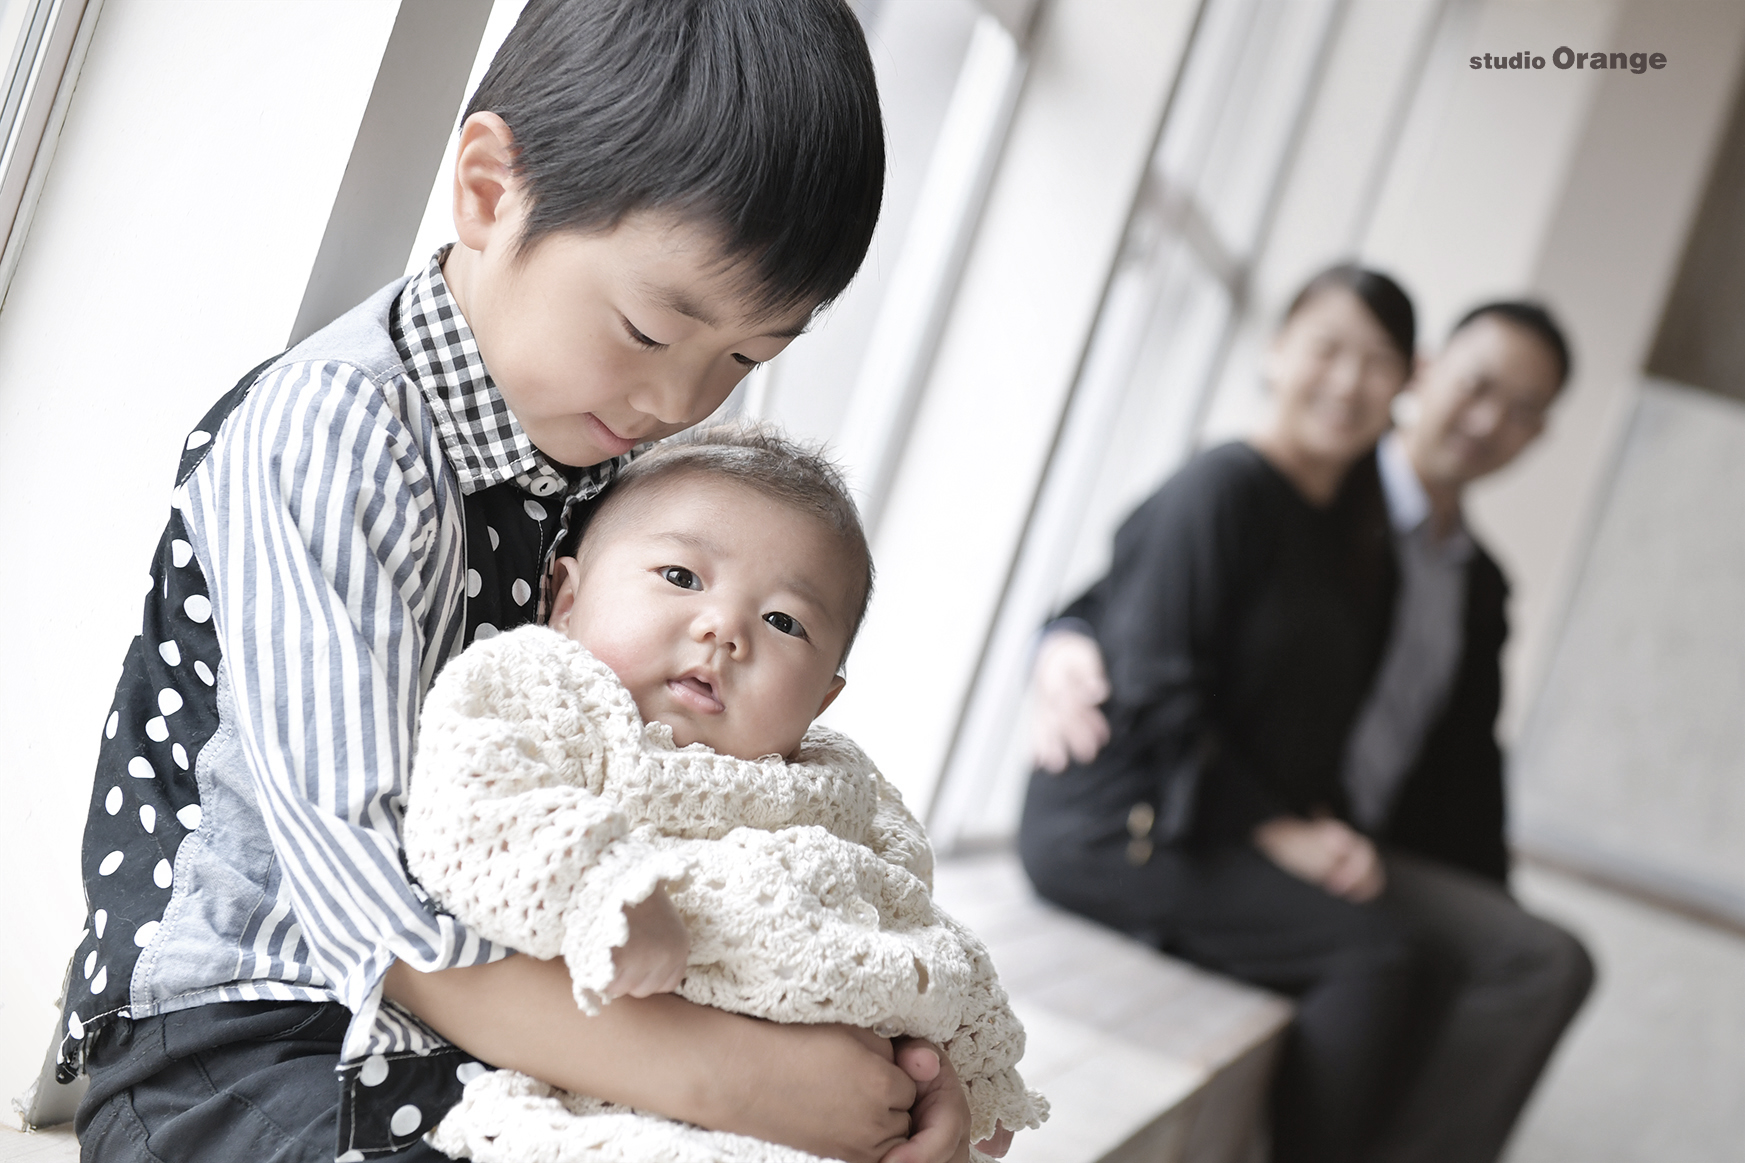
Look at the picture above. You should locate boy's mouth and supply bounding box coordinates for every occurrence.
[584,413,638,457]
[667,673,725,714]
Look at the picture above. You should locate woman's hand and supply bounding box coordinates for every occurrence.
[1030,629,1112,773]
[1252,816,1386,902]
[607,887,690,999]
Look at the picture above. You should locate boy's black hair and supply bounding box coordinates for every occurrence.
[1451,300,1573,388]
[1285,263,1417,366]
[467,0,885,316]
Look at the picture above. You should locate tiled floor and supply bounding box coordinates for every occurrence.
[1504,864,1745,1163]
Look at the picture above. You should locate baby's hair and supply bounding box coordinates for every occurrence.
[465,0,885,316]
[561,423,875,663]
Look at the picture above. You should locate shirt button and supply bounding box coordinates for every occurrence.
[1126,801,1156,839]
[530,476,562,497]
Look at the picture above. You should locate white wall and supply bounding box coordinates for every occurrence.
[758,0,983,449]
[825,0,1200,814]
[1476,0,1745,735]
[0,0,397,1108]
[1514,382,1745,919]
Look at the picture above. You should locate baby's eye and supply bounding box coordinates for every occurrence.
[661,566,701,590]
[763,611,806,638]
[732,353,762,369]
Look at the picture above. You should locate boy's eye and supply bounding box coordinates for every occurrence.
[661,566,701,590]
[624,317,668,349]
[732,353,762,369]
[763,611,806,638]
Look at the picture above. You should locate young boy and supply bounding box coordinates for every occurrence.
[403,426,1044,1163]
[60,4,982,1161]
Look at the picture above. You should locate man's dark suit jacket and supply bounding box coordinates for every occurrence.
[1377,545,1511,884]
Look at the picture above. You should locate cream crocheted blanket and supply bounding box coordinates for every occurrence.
[404,625,1046,1163]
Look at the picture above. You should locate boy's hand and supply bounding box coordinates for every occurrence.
[608,887,691,998]
[1252,816,1386,903]
[884,1039,978,1163]
[1030,629,1111,773]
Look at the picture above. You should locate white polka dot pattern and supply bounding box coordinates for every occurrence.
[360,1054,389,1086]
[66,501,229,1083]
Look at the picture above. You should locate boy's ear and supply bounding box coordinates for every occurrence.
[816,674,847,718]
[548,556,583,633]
[453,111,521,253]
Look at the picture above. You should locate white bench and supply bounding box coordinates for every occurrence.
[3,852,1292,1163]
[934,851,1292,1163]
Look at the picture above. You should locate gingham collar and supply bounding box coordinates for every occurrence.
[392,248,618,500]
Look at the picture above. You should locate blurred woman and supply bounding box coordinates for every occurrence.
[1019,265,1421,1163]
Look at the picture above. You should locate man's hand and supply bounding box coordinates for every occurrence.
[608,887,690,999]
[1252,816,1386,903]
[1030,629,1112,773]
[884,1040,975,1163]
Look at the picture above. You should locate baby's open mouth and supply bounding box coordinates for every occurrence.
[668,674,724,714]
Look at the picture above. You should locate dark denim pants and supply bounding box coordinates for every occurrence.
[76,1001,451,1163]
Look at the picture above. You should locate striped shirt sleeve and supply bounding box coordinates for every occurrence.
[182,358,505,1031]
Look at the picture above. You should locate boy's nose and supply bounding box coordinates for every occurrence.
[631,370,718,427]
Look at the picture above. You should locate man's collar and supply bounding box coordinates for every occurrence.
[1377,430,1433,534]
[392,248,580,498]
[1379,431,1473,561]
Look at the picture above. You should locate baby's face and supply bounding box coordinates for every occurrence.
[549,474,856,761]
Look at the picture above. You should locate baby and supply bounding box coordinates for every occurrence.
[404,425,1046,1163]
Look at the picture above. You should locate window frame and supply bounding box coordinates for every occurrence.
[0,0,102,308]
